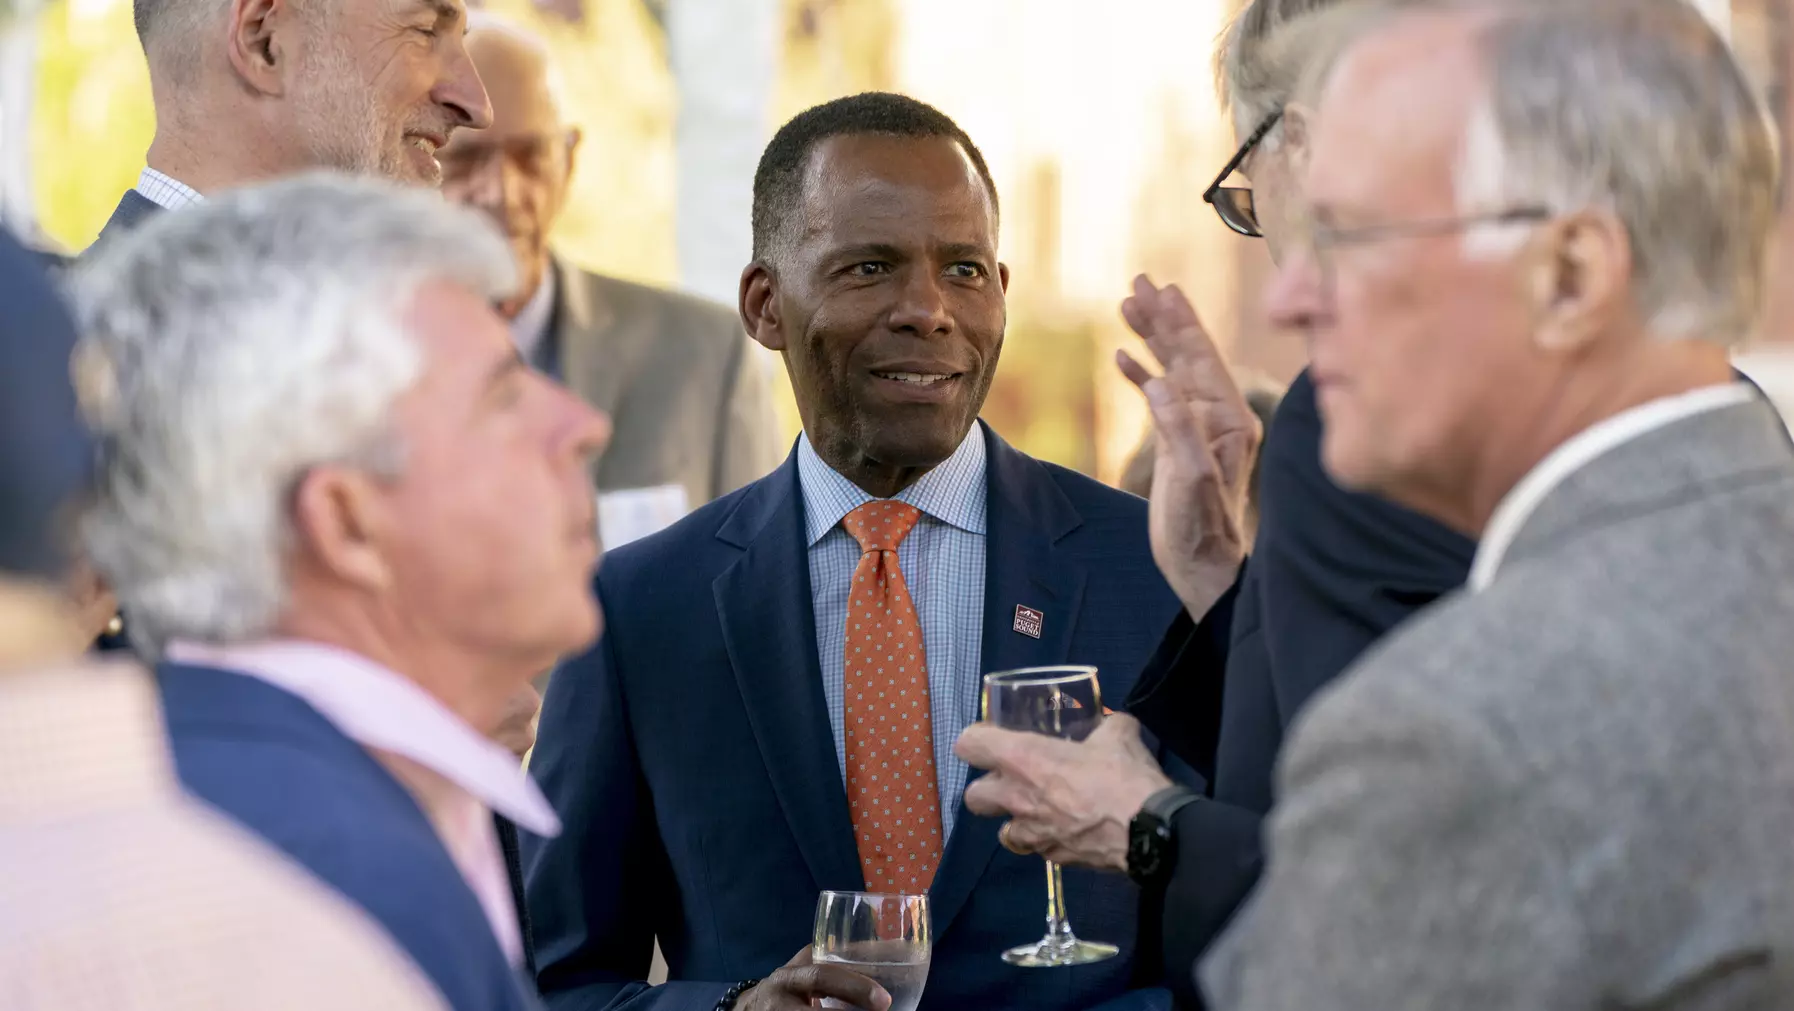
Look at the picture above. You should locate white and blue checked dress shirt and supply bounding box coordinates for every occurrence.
[135,168,205,210]
[798,427,987,842]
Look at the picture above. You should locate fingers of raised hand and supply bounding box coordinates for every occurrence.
[1116,348,1156,391]
[1141,376,1215,464]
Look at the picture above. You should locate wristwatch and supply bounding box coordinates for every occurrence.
[715,979,760,1010]
[1127,785,1201,887]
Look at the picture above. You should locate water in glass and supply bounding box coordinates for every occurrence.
[813,890,930,1011]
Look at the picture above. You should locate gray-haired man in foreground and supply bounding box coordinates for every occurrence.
[1203,0,1794,1008]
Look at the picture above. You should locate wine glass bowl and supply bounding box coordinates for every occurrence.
[812,890,931,1011]
[981,665,1120,968]
[981,666,1104,742]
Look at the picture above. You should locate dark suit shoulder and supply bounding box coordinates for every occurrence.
[158,664,436,844]
[1037,455,1150,521]
[157,664,527,1011]
[1259,370,1474,588]
[82,190,163,261]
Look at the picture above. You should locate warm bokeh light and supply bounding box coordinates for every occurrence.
[24,0,1781,473]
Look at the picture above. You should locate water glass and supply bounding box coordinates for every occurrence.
[812,890,931,1011]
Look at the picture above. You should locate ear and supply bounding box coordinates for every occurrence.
[998,261,1011,294]
[226,0,295,97]
[289,466,395,594]
[739,262,786,352]
[1527,210,1630,353]
[1278,104,1314,170]
[547,128,583,213]
[563,127,584,178]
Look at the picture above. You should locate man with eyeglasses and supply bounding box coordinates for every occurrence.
[955,1,1474,1005]
[439,15,784,558]
[1203,0,1794,1006]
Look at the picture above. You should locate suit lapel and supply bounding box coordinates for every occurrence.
[713,457,866,892]
[927,427,1088,938]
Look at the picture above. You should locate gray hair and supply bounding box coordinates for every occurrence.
[68,172,517,656]
[1215,0,1347,138]
[1456,0,1778,342]
[1294,0,1779,344]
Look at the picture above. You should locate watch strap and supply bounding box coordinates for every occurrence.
[1141,784,1201,824]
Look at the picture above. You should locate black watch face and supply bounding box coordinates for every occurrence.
[1129,822,1164,879]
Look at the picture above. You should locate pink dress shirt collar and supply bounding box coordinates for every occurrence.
[161,639,560,967]
[163,638,559,836]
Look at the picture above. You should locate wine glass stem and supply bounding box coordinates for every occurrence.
[1043,860,1076,950]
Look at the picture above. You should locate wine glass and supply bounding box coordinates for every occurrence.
[981,665,1120,967]
[812,890,932,1011]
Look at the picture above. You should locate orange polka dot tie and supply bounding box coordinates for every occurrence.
[841,500,944,894]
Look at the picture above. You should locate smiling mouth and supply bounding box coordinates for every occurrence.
[872,371,959,386]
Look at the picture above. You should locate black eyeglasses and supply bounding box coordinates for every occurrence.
[1204,109,1284,238]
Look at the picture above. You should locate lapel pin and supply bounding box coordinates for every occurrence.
[1013,605,1044,640]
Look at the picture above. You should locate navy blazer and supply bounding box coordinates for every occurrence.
[158,662,540,1011]
[92,188,161,249]
[1125,370,1475,1008]
[526,425,1185,1011]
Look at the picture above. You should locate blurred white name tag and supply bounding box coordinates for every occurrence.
[598,484,689,552]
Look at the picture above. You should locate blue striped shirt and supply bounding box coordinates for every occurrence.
[798,427,987,842]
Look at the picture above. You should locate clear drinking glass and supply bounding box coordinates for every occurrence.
[812,890,932,1011]
[981,665,1120,967]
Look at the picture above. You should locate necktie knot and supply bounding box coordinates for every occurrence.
[843,501,922,555]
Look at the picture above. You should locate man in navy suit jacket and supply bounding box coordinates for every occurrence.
[70,175,613,1011]
[525,93,1184,1011]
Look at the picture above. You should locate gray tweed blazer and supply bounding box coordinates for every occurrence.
[1203,395,1794,1011]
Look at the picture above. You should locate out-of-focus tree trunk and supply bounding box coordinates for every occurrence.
[666,0,779,306]
[0,0,40,239]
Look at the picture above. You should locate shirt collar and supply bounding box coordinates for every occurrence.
[1731,348,1794,436]
[0,659,174,824]
[134,168,205,211]
[1468,382,1754,592]
[796,423,989,547]
[510,264,557,363]
[162,639,560,837]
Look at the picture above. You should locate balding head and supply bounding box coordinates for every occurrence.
[464,13,568,134]
[135,0,491,192]
[439,14,582,318]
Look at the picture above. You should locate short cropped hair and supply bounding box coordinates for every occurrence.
[750,92,998,268]
[133,0,215,72]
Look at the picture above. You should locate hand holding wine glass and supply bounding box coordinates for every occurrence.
[979,666,1120,967]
